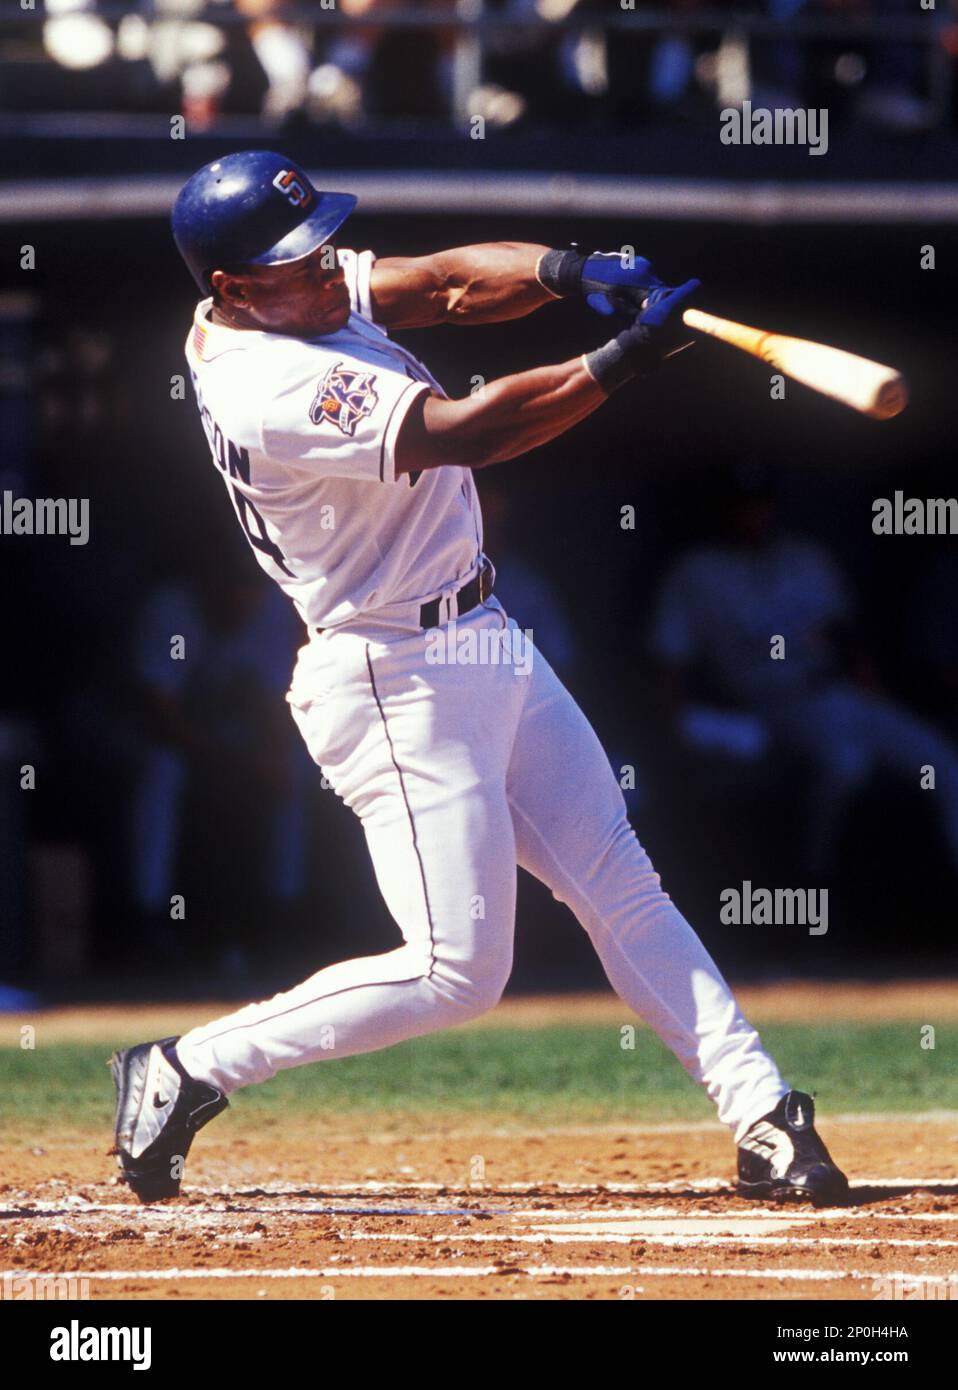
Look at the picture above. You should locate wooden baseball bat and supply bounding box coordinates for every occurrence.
[681,307,908,420]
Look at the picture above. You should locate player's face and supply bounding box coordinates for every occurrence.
[211,243,351,337]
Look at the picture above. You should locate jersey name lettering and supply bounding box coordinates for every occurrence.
[192,374,293,576]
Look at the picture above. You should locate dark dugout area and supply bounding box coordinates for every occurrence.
[1,206,956,998]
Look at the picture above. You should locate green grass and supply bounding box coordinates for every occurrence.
[1,1023,955,1134]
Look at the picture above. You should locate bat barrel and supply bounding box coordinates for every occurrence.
[682,307,908,421]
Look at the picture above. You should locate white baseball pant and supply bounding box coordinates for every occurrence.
[177,595,788,1140]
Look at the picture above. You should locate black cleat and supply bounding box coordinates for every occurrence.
[110,1036,228,1203]
[736,1090,849,1207]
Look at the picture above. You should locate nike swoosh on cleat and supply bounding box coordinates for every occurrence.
[153,1093,171,1109]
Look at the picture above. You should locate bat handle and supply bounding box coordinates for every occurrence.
[681,307,769,356]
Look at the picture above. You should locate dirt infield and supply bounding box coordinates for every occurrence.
[4,1120,958,1301]
[3,988,958,1301]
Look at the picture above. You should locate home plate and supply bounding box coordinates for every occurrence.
[529,1217,811,1238]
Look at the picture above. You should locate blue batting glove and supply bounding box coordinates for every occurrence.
[581,252,664,318]
[537,247,663,317]
[584,277,702,392]
[638,278,701,353]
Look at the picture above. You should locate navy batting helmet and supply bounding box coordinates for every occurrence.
[171,150,357,294]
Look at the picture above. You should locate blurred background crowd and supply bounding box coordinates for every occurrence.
[0,1,956,1005]
[0,0,954,135]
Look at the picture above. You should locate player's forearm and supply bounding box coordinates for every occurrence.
[395,278,701,473]
[369,243,555,329]
[464,359,610,466]
[398,357,607,473]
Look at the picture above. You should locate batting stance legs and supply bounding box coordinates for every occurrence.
[504,631,787,1139]
[175,598,786,1141]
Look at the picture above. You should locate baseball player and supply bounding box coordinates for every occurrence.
[111,151,848,1208]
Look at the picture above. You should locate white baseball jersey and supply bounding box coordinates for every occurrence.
[184,248,484,631]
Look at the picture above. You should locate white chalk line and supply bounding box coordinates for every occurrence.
[514,1209,958,1222]
[504,1209,958,1222]
[9,1201,958,1223]
[4,1264,958,1285]
[178,1178,958,1196]
[8,1212,958,1253]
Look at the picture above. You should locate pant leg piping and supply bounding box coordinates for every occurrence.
[364,643,437,978]
[186,973,430,1048]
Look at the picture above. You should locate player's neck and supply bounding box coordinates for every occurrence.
[210,304,252,331]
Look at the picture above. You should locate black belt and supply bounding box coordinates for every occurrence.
[316,562,494,636]
[419,561,493,629]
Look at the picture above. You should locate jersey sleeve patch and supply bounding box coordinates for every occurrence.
[309,362,379,436]
[263,342,427,484]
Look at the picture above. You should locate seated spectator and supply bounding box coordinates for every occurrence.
[129,557,311,955]
[236,0,315,124]
[650,463,958,878]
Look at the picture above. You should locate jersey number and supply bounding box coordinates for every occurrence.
[198,396,295,577]
[230,485,295,577]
